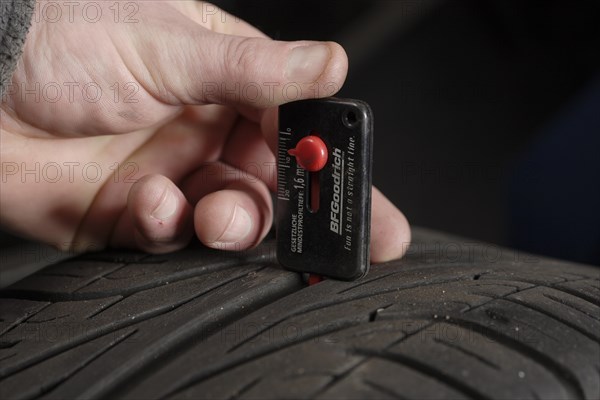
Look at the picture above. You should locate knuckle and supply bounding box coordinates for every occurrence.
[223,37,260,80]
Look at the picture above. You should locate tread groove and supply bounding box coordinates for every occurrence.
[79,267,302,398]
[228,377,261,400]
[311,358,368,398]
[38,273,82,278]
[227,278,469,353]
[166,321,367,398]
[0,339,21,349]
[72,263,130,293]
[362,379,409,399]
[433,337,500,370]
[448,319,585,400]
[0,267,265,380]
[85,296,125,320]
[481,278,600,307]
[542,292,600,321]
[337,266,488,295]
[504,297,600,343]
[25,314,70,324]
[31,329,138,400]
[0,353,17,362]
[549,283,600,307]
[0,302,52,338]
[355,349,484,400]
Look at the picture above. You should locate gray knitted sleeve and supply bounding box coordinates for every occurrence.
[0,0,36,97]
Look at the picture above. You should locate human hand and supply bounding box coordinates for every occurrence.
[0,1,410,261]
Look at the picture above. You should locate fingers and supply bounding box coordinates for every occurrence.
[227,105,278,158]
[180,162,273,251]
[193,178,273,252]
[260,107,279,156]
[370,187,412,263]
[221,118,277,192]
[123,173,407,260]
[144,3,348,108]
[122,169,408,259]
[195,35,348,107]
[198,4,348,107]
[127,174,194,253]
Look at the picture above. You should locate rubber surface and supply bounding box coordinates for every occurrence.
[1,228,599,399]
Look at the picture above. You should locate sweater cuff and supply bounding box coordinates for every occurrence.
[0,0,36,98]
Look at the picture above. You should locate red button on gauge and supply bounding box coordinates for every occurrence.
[288,135,328,172]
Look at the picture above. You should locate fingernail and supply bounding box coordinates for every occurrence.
[151,189,177,221]
[216,204,252,244]
[286,44,330,83]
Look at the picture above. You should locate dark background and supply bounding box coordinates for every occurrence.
[215,0,600,265]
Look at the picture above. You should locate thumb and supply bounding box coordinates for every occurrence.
[200,34,349,107]
[163,30,348,108]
